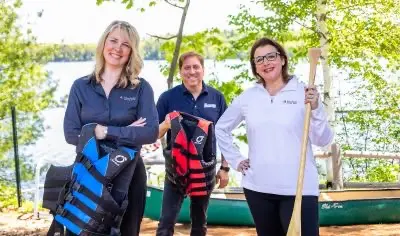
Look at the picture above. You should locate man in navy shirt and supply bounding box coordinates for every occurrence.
[155,51,230,236]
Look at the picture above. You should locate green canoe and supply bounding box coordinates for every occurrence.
[144,185,400,226]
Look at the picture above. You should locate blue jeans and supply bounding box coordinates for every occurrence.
[156,178,210,236]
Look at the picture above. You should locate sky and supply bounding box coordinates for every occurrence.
[18,0,249,44]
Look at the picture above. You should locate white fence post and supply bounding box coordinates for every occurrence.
[33,160,41,219]
[331,143,343,190]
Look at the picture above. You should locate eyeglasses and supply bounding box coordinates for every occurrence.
[253,52,280,65]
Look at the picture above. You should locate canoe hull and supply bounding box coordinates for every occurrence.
[144,186,254,226]
[144,186,400,226]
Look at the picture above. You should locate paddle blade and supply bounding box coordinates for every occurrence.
[307,48,322,86]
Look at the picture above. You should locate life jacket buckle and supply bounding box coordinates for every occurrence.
[106,182,113,192]
[64,192,74,203]
[82,158,93,170]
[72,182,82,192]
[55,205,66,217]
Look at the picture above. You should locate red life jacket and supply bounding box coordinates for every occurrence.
[164,111,216,197]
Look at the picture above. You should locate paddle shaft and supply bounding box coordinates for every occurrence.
[287,48,321,236]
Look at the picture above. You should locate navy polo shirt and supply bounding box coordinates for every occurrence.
[63,75,159,149]
[156,82,227,150]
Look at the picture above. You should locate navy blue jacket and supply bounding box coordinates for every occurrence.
[63,75,159,149]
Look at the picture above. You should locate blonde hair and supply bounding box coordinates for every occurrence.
[94,20,143,88]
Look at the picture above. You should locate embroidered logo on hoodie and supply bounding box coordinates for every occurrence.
[283,100,297,105]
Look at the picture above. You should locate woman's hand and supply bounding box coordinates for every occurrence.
[305,85,319,110]
[95,124,107,140]
[237,159,250,176]
[128,117,147,127]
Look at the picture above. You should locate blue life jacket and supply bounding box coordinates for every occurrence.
[43,123,138,236]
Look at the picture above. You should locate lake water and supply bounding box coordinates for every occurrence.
[19,59,372,200]
[24,60,252,166]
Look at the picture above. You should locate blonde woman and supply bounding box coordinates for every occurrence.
[62,21,159,235]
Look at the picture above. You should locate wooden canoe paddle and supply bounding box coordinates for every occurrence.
[287,48,322,236]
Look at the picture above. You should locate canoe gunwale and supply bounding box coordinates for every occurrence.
[147,185,400,202]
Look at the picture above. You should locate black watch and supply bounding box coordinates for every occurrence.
[220,166,230,172]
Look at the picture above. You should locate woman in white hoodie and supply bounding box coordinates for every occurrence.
[215,37,334,236]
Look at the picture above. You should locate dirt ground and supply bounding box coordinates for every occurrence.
[1,212,400,236]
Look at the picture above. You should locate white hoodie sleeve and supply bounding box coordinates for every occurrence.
[310,99,334,147]
[215,96,248,170]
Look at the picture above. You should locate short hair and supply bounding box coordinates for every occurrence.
[249,37,290,86]
[178,51,204,70]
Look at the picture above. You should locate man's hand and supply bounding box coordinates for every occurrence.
[158,114,171,139]
[163,114,171,129]
[216,168,229,189]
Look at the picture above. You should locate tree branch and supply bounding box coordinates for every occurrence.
[294,20,317,33]
[147,33,178,40]
[164,0,184,9]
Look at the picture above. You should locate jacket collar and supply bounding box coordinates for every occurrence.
[255,75,298,92]
[180,81,209,95]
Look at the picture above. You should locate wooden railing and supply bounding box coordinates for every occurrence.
[315,143,400,190]
[143,143,400,191]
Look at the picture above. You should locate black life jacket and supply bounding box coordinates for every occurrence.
[163,111,216,197]
[42,123,139,236]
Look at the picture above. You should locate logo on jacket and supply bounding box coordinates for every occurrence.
[195,136,205,145]
[111,155,127,166]
[120,96,136,102]
[204,103,216,108]
[283,100,297,104]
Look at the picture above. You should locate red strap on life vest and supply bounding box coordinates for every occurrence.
[168,111,214,197]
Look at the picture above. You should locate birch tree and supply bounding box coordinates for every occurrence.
[225,0,400,181]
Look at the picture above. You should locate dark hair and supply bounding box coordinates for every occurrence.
[178,51,204,70]
[249,37,290,86]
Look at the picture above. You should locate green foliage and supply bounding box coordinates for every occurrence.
[41,31,243,62]
[141,37,164,60]
[346,158,400,182]
[0,183,36,212]
[158,28,229,83]
[0,0,57,183]
[96,0,165,11]
[47,44,97,62]
[225,0,400,181]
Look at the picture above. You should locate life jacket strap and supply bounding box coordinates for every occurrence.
[55,205,100,233]
[63,192,118,229]
[71,182,124,216]
[76,154,113,190]
[189,163,216,174]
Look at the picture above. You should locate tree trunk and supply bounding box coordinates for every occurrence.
[166,0,190,89]
[316,0,336,188]
[161,0,191,149]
